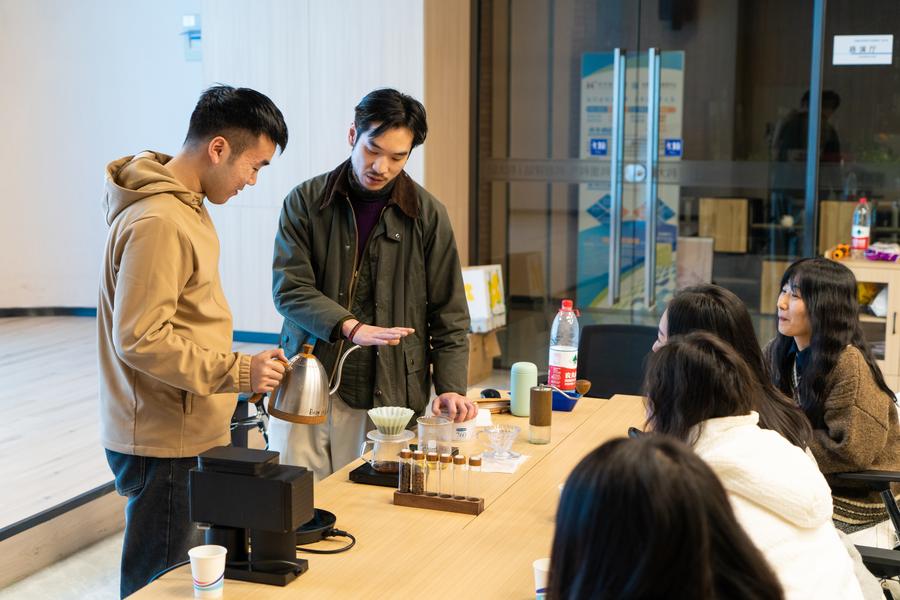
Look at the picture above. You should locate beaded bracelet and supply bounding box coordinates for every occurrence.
[347,321,365,344]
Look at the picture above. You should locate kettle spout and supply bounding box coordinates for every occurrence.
[329,344,362,396]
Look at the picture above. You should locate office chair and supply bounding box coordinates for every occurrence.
[576,324,658,399]
[835,471,900,588]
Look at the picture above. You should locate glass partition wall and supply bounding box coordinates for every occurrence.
[475,0,899,370]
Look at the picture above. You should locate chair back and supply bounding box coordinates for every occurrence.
[576,324,658,399]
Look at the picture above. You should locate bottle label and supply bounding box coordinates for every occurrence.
[548,347,577,390]
[851,225,870,250]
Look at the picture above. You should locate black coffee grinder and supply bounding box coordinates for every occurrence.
[189,446,313,586]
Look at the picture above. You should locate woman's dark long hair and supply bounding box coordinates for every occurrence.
[548,435,783,600]
[644,332,762,442]
[666,284,811,448]
[767,258,894,426]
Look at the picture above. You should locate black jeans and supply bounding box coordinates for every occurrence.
[105,450,203,598]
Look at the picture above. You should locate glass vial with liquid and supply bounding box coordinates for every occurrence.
[426,451,439,495]
[439,453,452,496]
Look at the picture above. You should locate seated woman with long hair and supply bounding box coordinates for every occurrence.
[652,284,811,448]
[766,257,900,531]
[548,435,783,600]
[645,332,863,599]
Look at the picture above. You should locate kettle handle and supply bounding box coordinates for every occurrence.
[245,357,291,406]
[329,344,362,396]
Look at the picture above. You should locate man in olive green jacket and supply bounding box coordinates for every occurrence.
[270,89,475,479]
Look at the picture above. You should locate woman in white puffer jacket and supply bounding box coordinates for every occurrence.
[644,331,865,600]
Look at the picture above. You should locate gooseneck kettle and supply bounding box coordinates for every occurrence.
[251,343,361,424]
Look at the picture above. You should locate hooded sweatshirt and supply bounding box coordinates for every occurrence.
[98,152,252,458]
[692,412,864,600]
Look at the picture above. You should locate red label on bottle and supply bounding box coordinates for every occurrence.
[548,366,577,390]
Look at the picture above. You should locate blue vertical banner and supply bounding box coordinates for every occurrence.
[577,52,684,309]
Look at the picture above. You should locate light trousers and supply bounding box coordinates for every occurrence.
[267,393,374,481]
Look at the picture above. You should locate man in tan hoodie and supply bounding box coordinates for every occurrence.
[98,85,289,598]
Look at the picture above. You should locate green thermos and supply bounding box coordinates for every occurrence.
[509,362,538,417]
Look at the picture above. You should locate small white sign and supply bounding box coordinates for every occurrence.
[833,35,893,65]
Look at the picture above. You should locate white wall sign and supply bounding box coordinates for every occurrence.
[833,35,893,65]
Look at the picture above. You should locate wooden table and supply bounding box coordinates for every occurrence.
[133,395,644,599]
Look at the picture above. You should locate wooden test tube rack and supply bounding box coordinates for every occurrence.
[393,491,484,515]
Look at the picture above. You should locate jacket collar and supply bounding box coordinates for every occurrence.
[319,159,420,219]
[691,411,760,443]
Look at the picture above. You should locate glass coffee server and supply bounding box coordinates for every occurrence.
[475,0,900,382]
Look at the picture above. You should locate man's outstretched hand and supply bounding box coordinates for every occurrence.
[341,319,414,346]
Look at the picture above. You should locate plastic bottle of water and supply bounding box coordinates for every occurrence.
[851,197,871,258]
[548,299,579,391]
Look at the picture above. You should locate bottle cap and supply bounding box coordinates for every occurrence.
[469,455,482,467]
[426,451,439,461]
[454,454,466,465]
[400,448,412,459]
[412,450,424,460]
[561,299,574,311]
[440,453,452,463]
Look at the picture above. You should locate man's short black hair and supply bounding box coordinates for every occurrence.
[354,88,427,148]
[184,84,288,156]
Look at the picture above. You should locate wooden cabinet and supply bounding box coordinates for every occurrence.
[841,259,900,392]
[818,200,856,255]
[699,197,748,253]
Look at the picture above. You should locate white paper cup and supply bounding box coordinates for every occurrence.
[533,557,550,599]
[188,545,227,598]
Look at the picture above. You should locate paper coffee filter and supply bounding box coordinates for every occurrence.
[368,406,415,435]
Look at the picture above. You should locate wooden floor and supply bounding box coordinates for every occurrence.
[0,316,267,531]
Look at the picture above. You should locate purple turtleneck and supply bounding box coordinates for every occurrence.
[347,168,395,262]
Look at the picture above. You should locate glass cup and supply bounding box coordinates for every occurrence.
[477,424,521,460]
[417,415,452,455]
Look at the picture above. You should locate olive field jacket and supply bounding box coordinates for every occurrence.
[273,160,470,412]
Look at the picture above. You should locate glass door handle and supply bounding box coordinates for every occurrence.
[623,163,646,182]
[644,48,662,308]
[608,48,627,307]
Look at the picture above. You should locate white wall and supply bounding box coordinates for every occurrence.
[0,0,426,335]
[0,0,203,307]
[202,0,425,333]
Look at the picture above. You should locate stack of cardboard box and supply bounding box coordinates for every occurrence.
[462,265,506,385]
